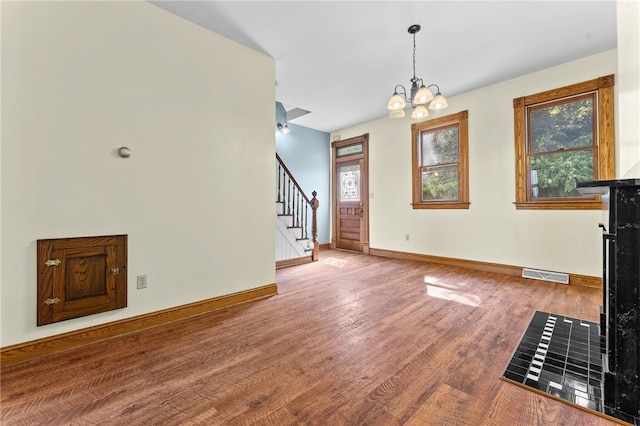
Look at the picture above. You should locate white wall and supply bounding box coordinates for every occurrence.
[332,50,618,278]
[617,0,640,178]
[1,1,276,346]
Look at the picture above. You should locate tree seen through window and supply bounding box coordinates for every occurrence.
[528,96,595,199]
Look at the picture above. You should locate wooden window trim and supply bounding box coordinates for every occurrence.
[411,110,470,209]
[513,75,615,210]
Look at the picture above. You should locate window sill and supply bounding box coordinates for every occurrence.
[412,202,471,210]
[514,200,604,210]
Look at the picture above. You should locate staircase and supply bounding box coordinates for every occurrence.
[276,154,319,268]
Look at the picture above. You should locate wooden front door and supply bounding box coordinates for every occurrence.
[332,134,369,253]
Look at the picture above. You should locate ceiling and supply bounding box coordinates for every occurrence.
[149,1,617,133]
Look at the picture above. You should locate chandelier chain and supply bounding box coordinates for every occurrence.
[412,32,417,80]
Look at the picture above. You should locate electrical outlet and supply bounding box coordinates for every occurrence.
[137,274,147,289]
[405,234,410,241]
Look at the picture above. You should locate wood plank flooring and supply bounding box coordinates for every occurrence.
[1,250,620,425]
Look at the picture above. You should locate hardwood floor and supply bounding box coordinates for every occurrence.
[1,250,622,425]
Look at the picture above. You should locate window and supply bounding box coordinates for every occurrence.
[513,75,615,209]
[411,110,469,209]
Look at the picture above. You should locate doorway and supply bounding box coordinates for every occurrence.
[331,134,369,253]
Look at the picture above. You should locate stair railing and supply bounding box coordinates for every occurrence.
[276,154,319,261]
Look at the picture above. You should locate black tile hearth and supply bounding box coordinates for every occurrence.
[503,311,639,425]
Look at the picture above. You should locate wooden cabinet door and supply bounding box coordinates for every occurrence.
[37,235,127,326]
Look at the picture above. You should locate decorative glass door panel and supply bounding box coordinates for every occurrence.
[340,164,360,202]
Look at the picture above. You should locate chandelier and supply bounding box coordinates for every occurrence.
[387,24,448,119]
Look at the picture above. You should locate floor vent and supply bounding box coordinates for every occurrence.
[522,268,569,284]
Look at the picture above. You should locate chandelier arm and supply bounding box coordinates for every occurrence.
[394,84,410,103]
[426,84,440,93]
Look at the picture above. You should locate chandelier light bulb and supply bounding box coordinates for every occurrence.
[411,104,429,118]
[413,85,434,105]
[429,92,448,110]
[387,93,406,111]
[388,109,406,118]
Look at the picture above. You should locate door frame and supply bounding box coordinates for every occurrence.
[331,133,369,253]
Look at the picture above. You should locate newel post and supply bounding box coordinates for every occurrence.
[311,191,319,261]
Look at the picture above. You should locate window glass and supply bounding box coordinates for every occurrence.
[528,94,596,200]
[529,96,594,153]
[421,165,459,201]
[421,127,459,165]
[336,143,363,157]
[530,151,594,199]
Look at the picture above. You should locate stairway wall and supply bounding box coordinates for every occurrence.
[276,123,330,244]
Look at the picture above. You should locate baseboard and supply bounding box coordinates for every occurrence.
[276,256,312,269]
[275,245,330,268]
[568,274,603,288]
[369,248,602,288]
[1,283,278,368]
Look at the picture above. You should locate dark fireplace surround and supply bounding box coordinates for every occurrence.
[577,179,640,423]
